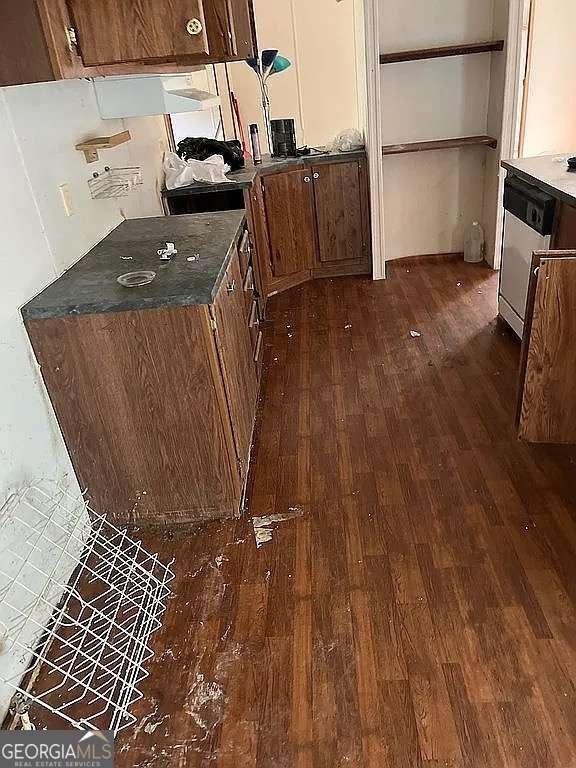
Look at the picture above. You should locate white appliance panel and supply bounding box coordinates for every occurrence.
[500,211,550,333]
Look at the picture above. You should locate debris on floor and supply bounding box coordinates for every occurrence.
[251,507,304,548]
[184,644,243,744]
[185,673,226,733]
[143,715,168,734]
[409,330,421,338]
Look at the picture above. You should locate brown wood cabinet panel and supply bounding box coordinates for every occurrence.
[262,168,316,282]
[227,0,258,58]
[0,0,257,85]
[552,203,576,250]
[68,0,211,65]
[0,0,55,86]
[243,183,269,313]
[213,252,258,475]
[312,160,364,265]
[25,306,240,525]
[517,251,576,443]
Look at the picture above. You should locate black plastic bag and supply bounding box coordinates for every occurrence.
[176,137,245,171]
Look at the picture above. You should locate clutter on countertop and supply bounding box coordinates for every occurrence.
[162,147,368,198]
[176,137,245,170]
[164,137,247,190]
[250,124,263,165]
[163,152,231,189]
[21,211,246,320]
[329,129,365,153]
[270,118,297,157]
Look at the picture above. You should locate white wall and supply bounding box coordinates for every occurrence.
[0,78,168,721]
[521,0,576,157]
[382,148,487,259]
[226,0,363,151]
[3,80,166,272]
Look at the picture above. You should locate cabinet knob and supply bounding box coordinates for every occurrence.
[303,176,311,183]
[186,18,204,35]
[313,172,320,179]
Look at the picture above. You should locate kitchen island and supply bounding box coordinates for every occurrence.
[22,211,263,526]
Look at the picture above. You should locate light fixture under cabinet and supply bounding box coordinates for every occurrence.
[93,73,220,119]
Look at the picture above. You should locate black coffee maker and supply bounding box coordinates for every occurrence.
[270,119,298,157]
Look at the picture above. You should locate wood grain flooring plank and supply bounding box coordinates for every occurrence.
[29,259,576,768]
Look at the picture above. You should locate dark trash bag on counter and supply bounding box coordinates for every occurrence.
[176,138,245,171]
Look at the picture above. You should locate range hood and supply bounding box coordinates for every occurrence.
[93,73,220,119]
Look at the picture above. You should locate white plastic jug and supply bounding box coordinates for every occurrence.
[464,221,485,263]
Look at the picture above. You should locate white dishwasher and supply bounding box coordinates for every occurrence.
[499,175,556,338]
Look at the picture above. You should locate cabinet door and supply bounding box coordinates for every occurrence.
[213,251,258,474]
[312,160,364,264]
[261,168,316,284]
[67,0,244,65]
[226,0,257,59]
[517,250,576,443]
[552,203,576,249]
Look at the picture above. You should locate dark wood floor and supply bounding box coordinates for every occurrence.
[118,258,576,767]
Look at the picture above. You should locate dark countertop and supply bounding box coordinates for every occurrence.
[502,155,576,207]
[163,148,367,197]
[22,211,245,321]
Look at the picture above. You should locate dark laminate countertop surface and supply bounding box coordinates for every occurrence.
[163,148,366,197]
[502,154,576,207]
[22,211,245,320]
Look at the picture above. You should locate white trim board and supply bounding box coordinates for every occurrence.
[363,0,386,279]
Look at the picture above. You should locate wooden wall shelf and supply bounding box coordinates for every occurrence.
[379,40,504,65]
[75,130,131,163]
[381,135,498,156]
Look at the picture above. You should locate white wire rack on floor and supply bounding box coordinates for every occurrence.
[0,482,175,734]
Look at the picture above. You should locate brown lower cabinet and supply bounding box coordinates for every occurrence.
[552,200,576,250]
[24,225,261,526]
[516,202,576,444]
[255,155,372,295]
[517,249,576,443]
[261,168,317,284]
[312,159,371,276]
[212,248,258,478]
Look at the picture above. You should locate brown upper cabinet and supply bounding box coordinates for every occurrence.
[0,0,257,86]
